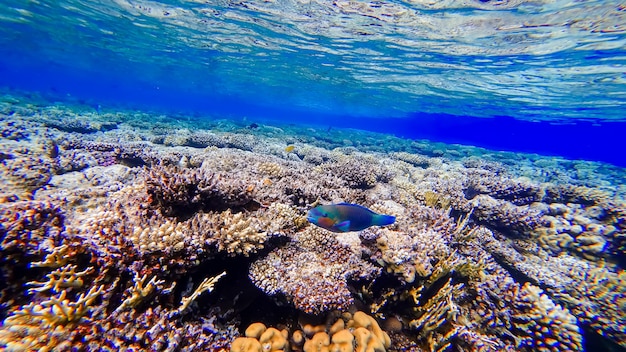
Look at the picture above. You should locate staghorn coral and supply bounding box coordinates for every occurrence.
[174,271,226,315]
[26,264,94,294]
[113,272,167,314]
[0,285,104,351]
[249,226,380,314]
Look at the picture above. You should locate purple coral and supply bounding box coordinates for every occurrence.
[249,227,380,314]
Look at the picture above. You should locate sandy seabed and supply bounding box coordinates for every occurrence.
[0,95,625,352]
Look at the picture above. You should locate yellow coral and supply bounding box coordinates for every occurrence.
[304,332,330,352]
[30,244,72,269]
[330,329,354,352]
[349,311,391,351]
[114,273,167,314]
[0,285,104,351]
[246,322,267,339]
[175,271,226,315]
[218,211,267,256]
[231,337,263,352]
[27,264,94,294]
[233,312,390,352]
[259,327,289,352]
[258,162,284,178]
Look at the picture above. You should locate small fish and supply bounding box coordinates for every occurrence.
[307,203,396,232]
[285,145,295,152]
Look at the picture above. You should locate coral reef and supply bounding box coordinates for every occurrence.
[1,97,625,351]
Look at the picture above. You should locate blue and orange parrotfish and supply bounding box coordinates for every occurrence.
[307,203,396,233]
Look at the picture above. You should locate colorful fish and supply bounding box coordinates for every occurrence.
[307,203,396,232]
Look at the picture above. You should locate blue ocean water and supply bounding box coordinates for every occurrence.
[0,0,625,164]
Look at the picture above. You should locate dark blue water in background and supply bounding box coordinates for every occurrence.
[2,56,624,168]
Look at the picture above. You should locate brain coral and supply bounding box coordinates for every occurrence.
[231,311,390,352]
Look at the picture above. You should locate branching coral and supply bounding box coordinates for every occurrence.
[145,164,256,217]
[321,155,393,190]
[1,149,56,194]
[3,98,626,352]
[462,227,589,351]
[464,173,543,206]
[174,271,226,315]
[215,211,267,256]
[0,285,104,351]
[113,272,167,314]
[27,264,94,294]
[469,194,543,235]
[370,227,453,283]
[262,202,308,234]
[510,283,583,351]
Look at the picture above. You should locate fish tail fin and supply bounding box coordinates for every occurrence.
[373,214,396,227]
